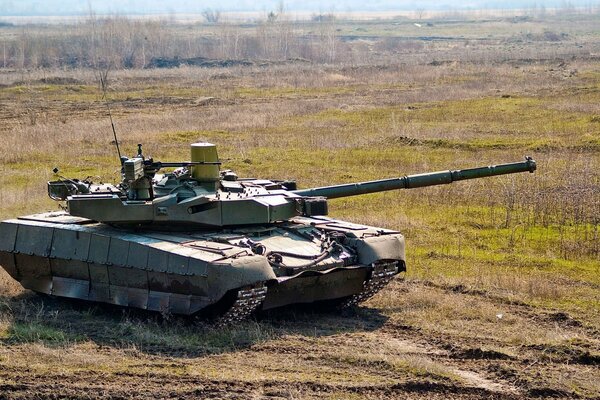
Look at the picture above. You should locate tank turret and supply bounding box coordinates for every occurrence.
[49,143,536,228]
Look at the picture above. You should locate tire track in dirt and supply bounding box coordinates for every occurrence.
[376,328,523,397]
[0,372,522,400]
[377,281,598,398]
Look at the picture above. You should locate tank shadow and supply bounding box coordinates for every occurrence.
[0,291,388,358]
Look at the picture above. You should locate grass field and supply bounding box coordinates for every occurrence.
[0,12,599,399]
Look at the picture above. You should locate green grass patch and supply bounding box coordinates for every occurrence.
[323,95,588,151]
[234,85,357,98]
[161,129,236,143]
[111,319,277,354]
[8,322,83,344]
[0,326,9,340]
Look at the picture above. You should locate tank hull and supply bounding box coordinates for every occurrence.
[0,212,405,317]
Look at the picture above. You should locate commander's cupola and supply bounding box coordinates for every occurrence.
[151,142,222,199]
[190,142,220,188]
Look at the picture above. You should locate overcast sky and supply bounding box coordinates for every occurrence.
[0,0,595,16]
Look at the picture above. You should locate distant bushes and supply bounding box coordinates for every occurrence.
[0,16,345,69]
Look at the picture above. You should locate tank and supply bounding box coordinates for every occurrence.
[0,143,537,325]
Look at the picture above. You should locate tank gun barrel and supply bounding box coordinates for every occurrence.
[293,157,536,199]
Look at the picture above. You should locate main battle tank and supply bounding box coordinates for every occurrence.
[0,143,536,324]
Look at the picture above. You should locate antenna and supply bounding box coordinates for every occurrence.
[99,74,122,163]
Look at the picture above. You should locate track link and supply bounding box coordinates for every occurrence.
[341,261,398,308]
[216,285,268,327]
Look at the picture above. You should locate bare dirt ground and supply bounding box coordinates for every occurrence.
[1,270,599,399]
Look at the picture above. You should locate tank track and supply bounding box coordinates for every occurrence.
[341,261,399,308]
[215,285,268,327]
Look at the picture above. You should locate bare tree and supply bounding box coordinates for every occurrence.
[202,9,221,24]
[416,8,426,20]
[315,13,337,63]
[275,1,291,60]
[217,23,242,59]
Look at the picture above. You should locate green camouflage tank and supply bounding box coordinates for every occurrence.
[0,143,536,324]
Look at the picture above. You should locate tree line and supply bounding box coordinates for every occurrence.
[0,15,341,70]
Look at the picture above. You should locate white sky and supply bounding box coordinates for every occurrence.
[0,0,595,16]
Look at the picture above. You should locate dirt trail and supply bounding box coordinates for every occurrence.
[452,369,519,394]
[377,332,520,395]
